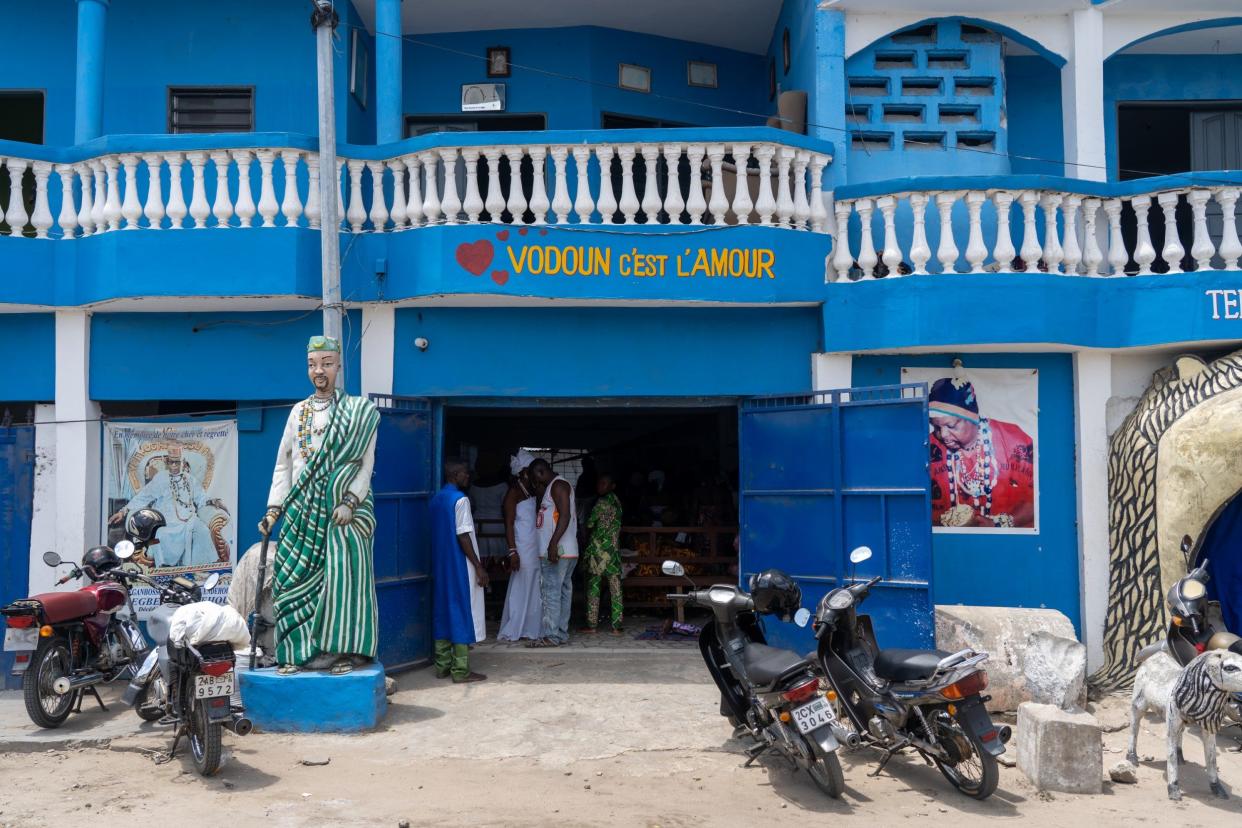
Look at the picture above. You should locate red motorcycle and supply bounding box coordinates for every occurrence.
[2,544,150,728]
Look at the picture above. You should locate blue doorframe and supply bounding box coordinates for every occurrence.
[1,425,36,689]
[739,385,934,652]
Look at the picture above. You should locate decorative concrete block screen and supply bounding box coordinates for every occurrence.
[846,22,1006,179]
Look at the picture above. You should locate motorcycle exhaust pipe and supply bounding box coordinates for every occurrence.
[997,725,1012,744]
[831,723,862,749]
[224,713,253,736]
[52,672,104,695]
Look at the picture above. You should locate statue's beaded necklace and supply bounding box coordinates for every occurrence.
[945,418,997,516]
[297,394,335,460]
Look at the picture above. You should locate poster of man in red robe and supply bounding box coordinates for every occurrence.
[902,367,1038,533]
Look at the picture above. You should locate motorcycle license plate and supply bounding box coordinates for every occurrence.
[3,627,37,652]
[194,673,234,699]
[792,696,835,735]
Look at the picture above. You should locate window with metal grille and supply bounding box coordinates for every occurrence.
[167,87,254,134]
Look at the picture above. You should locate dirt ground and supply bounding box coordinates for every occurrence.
[2,646,1242,827]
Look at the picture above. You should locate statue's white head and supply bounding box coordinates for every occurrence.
[1206,651,1242,693]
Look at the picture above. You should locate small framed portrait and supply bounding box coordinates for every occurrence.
[768,56,776,101]
[687,61,717,89]
[349,28,368,108]
[782,28,791,74]
[486,46,510,78]
[619,63,652,94]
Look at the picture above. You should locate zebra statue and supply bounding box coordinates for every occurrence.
[1127,649,1242,800]
[1093,350,1242,691]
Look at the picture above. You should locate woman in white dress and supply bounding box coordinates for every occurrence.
[497,451,543,641]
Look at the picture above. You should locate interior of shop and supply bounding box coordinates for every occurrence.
[443,404,740,631]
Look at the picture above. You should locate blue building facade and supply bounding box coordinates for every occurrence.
[2,0,1241,672]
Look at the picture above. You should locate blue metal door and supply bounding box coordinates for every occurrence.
[1,425,35,689]
[739,385,933,652]
[370,396,434,672]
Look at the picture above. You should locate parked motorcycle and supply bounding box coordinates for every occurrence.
[812,546,1009,800]
[1,533,153,729]
[662,560,847,798]
[118,547,251,776]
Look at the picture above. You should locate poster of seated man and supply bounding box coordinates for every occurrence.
[902,367,1038,533]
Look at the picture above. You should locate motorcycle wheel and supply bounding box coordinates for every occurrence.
[188,699,223,776]
[932,715,999,800]
[806,748,846,799]
[133,679,165,723]
[22,637,75,729]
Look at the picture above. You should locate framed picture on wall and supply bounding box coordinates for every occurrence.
[619,63,652,94]
[349,28,368,108]
[782,28,791,74]
[487,47,511,78]
[687,61,717,88]
[768,56,776,101]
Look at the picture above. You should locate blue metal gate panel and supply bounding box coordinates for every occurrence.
[1,425,35,689]
[370,396,434,672]
[739,385,933,652]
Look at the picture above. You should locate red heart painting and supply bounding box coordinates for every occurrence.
[491,270,509,286]
[496,230,509,241]
[455,240,494,276]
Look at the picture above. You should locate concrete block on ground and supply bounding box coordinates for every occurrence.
[936,605,1083,712]
[1016,702,1102,795]
[239,662,388,732]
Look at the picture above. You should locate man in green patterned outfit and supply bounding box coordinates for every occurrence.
[581,474,624,635]
[259,336,380,676]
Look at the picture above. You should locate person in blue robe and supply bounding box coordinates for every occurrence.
[431,457,489,683]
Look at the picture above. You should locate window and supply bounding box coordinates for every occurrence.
[168,87,254,134]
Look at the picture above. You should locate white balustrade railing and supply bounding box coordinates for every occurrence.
[0,135,832,239]
[830,179,1242,280]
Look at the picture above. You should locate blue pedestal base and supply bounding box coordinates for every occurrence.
[239,662,388,732]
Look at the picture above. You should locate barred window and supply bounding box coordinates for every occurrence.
[168,87,254,134]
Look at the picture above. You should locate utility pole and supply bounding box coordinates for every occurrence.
[312,0,344,386]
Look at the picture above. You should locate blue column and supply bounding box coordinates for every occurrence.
[814,8,847,188]
[74,0,109,144]
[375,0,403,144]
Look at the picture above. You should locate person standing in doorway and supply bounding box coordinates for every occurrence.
[528,458,577,648]
[580,474,624,635]
[430,458,488,682]
[497,450,542,641]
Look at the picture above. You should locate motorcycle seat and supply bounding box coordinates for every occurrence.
[873,648,951,682]
[30,591,97,623]
[741,642,810,687]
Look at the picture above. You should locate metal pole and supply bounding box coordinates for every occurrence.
[312,1,344,387]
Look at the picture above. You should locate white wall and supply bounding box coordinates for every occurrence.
[1107,350,1175,437]
[26,405,65,596]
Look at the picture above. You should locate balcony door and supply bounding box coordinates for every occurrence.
[0,91,43,237]
[1191,111,1242,257]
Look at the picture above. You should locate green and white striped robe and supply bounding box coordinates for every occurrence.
[273,392,381,666]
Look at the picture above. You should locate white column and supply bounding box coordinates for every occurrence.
[811,353,852,391]
[360,304,395,398]
[28,404,61,595]
[1073,350,1111,672]
[1061,8,1106,182]
[53,311,101,565]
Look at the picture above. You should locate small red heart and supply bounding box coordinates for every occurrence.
[539,229,548,236]
[491,269,509,286]
[518,227,529,236]
[496,230,509,241]
[455,240,494,276]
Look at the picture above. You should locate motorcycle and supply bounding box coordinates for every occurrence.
[117,543,252,776]
[1,543,149,729]
[662,559,847,798]
[812,546,1009,800]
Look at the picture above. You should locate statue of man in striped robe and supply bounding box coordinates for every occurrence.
[258,335,380,676]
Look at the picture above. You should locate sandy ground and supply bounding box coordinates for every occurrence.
[3,646,1242,827]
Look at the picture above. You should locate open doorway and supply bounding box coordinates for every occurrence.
[443,404,740,637]
[1201,491,1242,635]
[0,91,44,237]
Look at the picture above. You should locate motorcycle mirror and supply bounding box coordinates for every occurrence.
[203,572,221,591]
[661,560,686,578]
[114,540,136,560]
[849,546,873,564]
[794,607,811,628]
[42,551,62,567]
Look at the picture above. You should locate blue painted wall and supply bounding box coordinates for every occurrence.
[236,402,292,555]
[403,27,767,129]
[89,311,362,400]
[1104,53,1242,179]
[766,0,817,120]
[6,3,76,145]
[1005,56,1064,176]
[0,314,55,401]
[392,306,820,398]
[852,353,1081,631]
[341,0,378,145]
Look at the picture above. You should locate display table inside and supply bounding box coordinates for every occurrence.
[238,662,388,732]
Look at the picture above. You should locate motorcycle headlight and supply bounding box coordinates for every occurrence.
[827,590,854,611]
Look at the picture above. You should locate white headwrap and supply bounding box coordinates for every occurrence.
[510,450,536,476]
